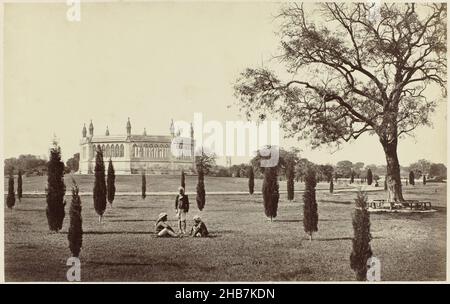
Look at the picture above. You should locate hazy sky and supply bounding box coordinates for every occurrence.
[3,1,447,167]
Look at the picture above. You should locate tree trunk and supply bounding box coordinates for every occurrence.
[382,141,404,203]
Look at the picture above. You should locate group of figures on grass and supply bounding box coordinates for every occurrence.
[155,186,209,238]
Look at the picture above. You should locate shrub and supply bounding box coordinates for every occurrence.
[196,169,205,211]
[107,159,116,206]
[93,148,107,222]
[263,167,279,221]
[181,169,186,190]
[303,168,318,240]
[68,180,83,257]
[6,174,15,209]
[350,191,373,281]
[287,167,294,201]
[46,146,66,231]
[367,169,373,185]
[142,173,146,199]
[17,169,23,201]
[248,166,255,195]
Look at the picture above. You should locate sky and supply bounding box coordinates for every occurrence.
[3,1,447,167]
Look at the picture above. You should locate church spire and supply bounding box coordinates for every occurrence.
[126,117,131,136]
[89,120,94,136]
[170,119,175,137]
[82,123,87,138]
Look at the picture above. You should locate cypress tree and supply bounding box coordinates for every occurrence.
[330,179,334,194]
[141,173,146,199]
[46,146,66,231]
[195,149,214,211]
[93,147,107,223]
[350,191,373,281]
[181,169,186,191]
[303,168,318,241]
[17,169,23,202]
[196,168,206,210]
[384,178,387,191]
[409,171,415,185]
[248,166,255,195]
[423,174,426,185]
[68,180,82,257]
[107,159,115,207]
[6,173,15,209]
[367,169,373,185]
[350,170,355,184]
[286,163,295,201]
[262,167,279,221]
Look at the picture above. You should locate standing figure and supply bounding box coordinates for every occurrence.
[175,187,189,234]
[386,177,396,210]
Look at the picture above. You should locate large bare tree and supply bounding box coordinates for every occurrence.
[234,3,446,201]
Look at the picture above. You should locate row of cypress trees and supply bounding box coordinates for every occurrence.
[248,154,372,281]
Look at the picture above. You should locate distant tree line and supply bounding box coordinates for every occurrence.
[208,158,446,183]
[4,153,80,176]
[5,152,446,184]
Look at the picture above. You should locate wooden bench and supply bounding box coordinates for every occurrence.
[370,199,432,210]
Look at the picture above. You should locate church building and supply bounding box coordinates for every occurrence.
[78,118,195,174]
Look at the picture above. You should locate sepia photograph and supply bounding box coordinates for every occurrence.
[1,0,448,285]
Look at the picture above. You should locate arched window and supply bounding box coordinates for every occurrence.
[166,145,170,159]
[106,145,110,157]
[139,145,144,157]
[132,144,137,157]
[115,145,119,157]
[150,145,155,158]
[120,144,124,157]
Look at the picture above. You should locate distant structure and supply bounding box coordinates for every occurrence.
[78,118,195,174]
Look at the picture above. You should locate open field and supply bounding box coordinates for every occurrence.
[5,174,354,194]
[4,182,446,282]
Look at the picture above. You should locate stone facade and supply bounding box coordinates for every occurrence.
[78,118,195,175]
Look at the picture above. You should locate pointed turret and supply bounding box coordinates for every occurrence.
[143,128,147,136]
[82,123,87,138]
[89,120,94,136]
[126,117,131,136]
[170,119,175,137]
[105,126,110,136]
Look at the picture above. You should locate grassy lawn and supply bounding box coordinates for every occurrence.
[4,182,446,282]
[8,175,352,193]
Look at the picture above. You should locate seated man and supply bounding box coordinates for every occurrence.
[155,212,179,237]
[190,215,209,237]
